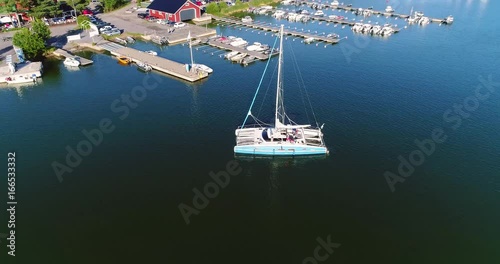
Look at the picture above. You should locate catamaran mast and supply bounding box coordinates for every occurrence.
[188,31,194,67]
[274,25,284,128]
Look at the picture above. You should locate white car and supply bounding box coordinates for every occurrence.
[174,22,185,28]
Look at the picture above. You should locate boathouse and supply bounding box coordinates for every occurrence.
[147,0,202,22]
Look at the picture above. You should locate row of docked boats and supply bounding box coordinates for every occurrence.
[114,36,136,45]
[352,23,395,36]
[224,51,257,66]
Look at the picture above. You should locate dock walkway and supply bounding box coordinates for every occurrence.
[106,45,208,82]
[53,49,93,66]
[213,17,341,44]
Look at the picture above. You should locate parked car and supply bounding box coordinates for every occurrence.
[174,22,186,28]
[103,29,121,36]
[83,9,93,15]
[147,17,157,22]
[137,12,148,19]
[99,25,114,33]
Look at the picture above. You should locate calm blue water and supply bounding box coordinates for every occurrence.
[1,0,499,263]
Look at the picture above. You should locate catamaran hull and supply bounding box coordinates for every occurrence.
[234,145,328,156]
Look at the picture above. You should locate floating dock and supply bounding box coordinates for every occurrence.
[53,49,93,66]
[0,60,43,84]
[90,41,208,82]
[213,17,341,44]
[206,38,279,61]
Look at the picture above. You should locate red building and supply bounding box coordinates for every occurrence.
[147,0,202,22]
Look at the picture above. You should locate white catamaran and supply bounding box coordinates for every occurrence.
[234,25,328,156]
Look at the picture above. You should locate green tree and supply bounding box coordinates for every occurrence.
[205,2,220,14]
[77,15,90,29]
[31,0,62,18]
[31,19,51,41]
[219,1,228,10]
[13,28,46,60]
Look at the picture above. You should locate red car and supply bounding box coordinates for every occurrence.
[83,9,93,15]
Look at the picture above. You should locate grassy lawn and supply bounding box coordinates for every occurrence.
[206,0,281,17]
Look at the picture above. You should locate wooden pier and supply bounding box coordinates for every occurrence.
[53,49,93,66]
[297,1,449,23]
[110,46,209,82]
[213,17,341,44]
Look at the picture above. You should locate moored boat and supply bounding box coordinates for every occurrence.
[385,6,395,13]
[114,37,127,45]
[234,25,328,156]
[117,56,131,64]
[241,16,253,23]
[136,61,152,72]
[230,53,247,62]
[192,63,213,74]
[145,50,157,56]
[63,57,80,67]
[224,51,239,60]
[126,36,135,43]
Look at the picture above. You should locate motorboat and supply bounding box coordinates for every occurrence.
[273,10,287,19]
[230,38,248,47]
[362,24,372,33]
[419,16,430,25]
[192,63,213,74]
[385,6,395,13]
[114,37,127,45]
[445,15,454,24]
[370,25,382,35]
[224,51,239,60]
[241,56,256,66]
[331,0,339,6]
[352,23,363,32]
[136,61,152,72]
[145,50,157,56]
[314,10,325,17]
[234,25,328,156]
[126,36,135,43]
[230,53,247,62]
[326,33,339,39]
[304,37,315,44]
[246,42,269,52]
[241,16,253,23]
[63,57,80,67]
[380,26,394,36]
[301,10,309,15]
[117,56,131,64]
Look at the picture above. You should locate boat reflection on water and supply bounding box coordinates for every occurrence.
[235,154,328,221]
[0,78,44,98]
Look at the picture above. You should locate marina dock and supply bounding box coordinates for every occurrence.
[206,38,279,61]
[297,1,450,23]
[92,41,208,82]
[213,17,341,44]
[53,49,93,66]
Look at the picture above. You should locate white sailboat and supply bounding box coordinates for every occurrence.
[234,25,328,156]
[187,31,213,74]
